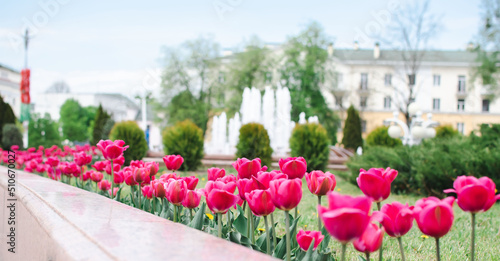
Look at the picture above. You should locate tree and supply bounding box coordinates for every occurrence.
[0,95,17,148]
[59,99,94,142]
[2,124,23,150]
[46,81,70,93]
[280,21,341,144]
[167,90,209,132]
[156,35,220,131]
[91,104,114,145]
[342,106,363,150]
[472,0,500,99]
[28,113,62,148]
[380,0,441,125]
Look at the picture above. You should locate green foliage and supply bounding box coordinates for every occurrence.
[59,99,95,142]
[289,123,330,172]
[280,21,341,146]
[342,105,363,150]
[236,123,273,167]
[0,96,16,147]
[109,121,148,165]
[91,104,114,145]
[162,119,204,171]
[2,124,23,150]
[435,125,459,139]
[167,90,209,133]
[366,126,402,147]
[28,113,62,148]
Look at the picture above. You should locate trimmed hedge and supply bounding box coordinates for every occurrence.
[236,123,273,167]
[163,119,204,171]
[110,121,148,165]
[290,123,330,172]
[366,126,402,148]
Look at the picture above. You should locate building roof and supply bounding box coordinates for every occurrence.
[332,49,479,64]
[0,63,20,74]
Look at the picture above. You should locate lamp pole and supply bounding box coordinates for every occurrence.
[385,103,438,146]
[22,29,31,148]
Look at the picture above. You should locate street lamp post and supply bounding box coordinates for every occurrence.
[385,103,439,146]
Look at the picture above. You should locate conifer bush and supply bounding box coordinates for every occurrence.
[163,119,204,171]
[342,105,363,150]
[366,126,402,147]
[2,124,23,150]
[289,122,330,171]
[236,123,273,167]
[110,121,148,165]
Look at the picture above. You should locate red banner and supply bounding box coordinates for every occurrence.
[20,69,30,104]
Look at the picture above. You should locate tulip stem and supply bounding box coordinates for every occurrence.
[217,213,222,238]
[397,237,406,261]
[366,252,370,261]
[153,198,157,214]
[317,195,322,231]
[190,208,193,221]
[264,215,271,255]
[174,205,178,222]
[110,161,115,200]
[138,183,142,210]
[242,200,247,212]
[341,243,346,261]
[80,165,84,189]
[250,209,255,244]
[471,213,476,261]
[285,211,291,261]
[295,207,298,219]
[271,212,277,249]
[376,202,383,261]
[227,211,231,230]
[435,237,441,261]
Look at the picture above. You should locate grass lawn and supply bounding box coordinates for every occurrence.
[165,167,500,260]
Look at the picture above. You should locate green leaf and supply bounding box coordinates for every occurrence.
[232,205,248,236]
[188,202,206,230]
[357,256,367,261]
[300,239,315,261]
[273,214,300,259]
[320,226,331,252]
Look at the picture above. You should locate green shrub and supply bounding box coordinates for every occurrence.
[236,123,273,167]
[342,105,363,150]
[91,104,114,145]
[110,121,148,165]
[28,113,62,148]
[0,96,16,148]
[2,124,23,150]
[434,125,459,139]
[290,123,330,172]
[366,126,402,147]
[163,119,204,171]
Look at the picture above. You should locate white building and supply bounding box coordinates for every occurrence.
[0,64,21,117]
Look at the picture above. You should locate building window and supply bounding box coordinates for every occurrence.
[482,99,490,112]
[458,75,466,93]
[384,74,392,86]
[335,96,343,107]
[457,122,465,134]
[457,99,465,112]
[432,98,440,111]
[360,97,367,109]
[360,73,368,90]
[383,96,391,109]
[361,120,367,133]
[433,75,441,86]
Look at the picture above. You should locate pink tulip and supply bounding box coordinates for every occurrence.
[252,170,287,189]
[217,175,237,184]
[245,189,275,216]
[232,158,264,179]
[204,180,237,194]
[357,167,398,203]
[90,170,103,183]
[108,187,119,197]
[182,176,199,190]
[165,179,188,206]
[237,178,258,200]
[105,161,121,175]
[279,157,307,179]
[162,155,184,171]
[46,156,60,167]
[305,170,336,196]
[92,161,106,171]
[160,173,180,181]
[353,223,385,254]
[182,189,202,209]
[205,188,239,214]
[319,192,372,243]
[207,167,226,181]
[114,171,125,184]
[142,185,153,199]
[11,145,19,151]
[113,155,125,166]
[97,140,128,160]
[151,180,166,198]
[376,202,414,238]
[269,178,302,211]
[413,196,455,238]
[98,180,111,191]
[296,229,324,251]
[145,161,159,176]
[73,151,92,166]
[82,170,91,181]
[130,160,145,168]
[444,176,500,213]
[123,167,138,186]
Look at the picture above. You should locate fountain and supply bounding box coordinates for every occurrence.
[205,85,316,156]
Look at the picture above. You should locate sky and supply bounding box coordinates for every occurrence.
[0,0,484,100]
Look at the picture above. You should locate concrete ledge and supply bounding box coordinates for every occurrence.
[0,166,275,261]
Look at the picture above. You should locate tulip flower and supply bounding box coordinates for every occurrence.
[73,151,92,166]
[46,156,60,167]
[413,196,455,261]
[204,181,239,238]
[113,155,125,166]
[232,158,265,179]
[160,173,180,181]
[182,176,199,190]
[182,189,202,209]
[96,140,128,161]
[245,188,276,254]
[296,229,324,251]
[92,161,106,172]
[90,170,103,183]
[98,180,111,191]
[319,192,372,261]
[207,167,225,181]
[269,178,302,261]
[279,157,307,179]
[444,176,500,261]
[108,187,119,198]
[376,202,414,261]
[114,171,125,184]
[105,161,121,175]
[142,185,153,199]
[353,223,385,260]
[152,180,166,199]
[236,178,258,200]
[357,167,398,205]
[145,161,159,176]
[163,155,184,171]
[306,170,336,230]
[218,175,237,184]
[252,170,287,189]
[166,179,188,206]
